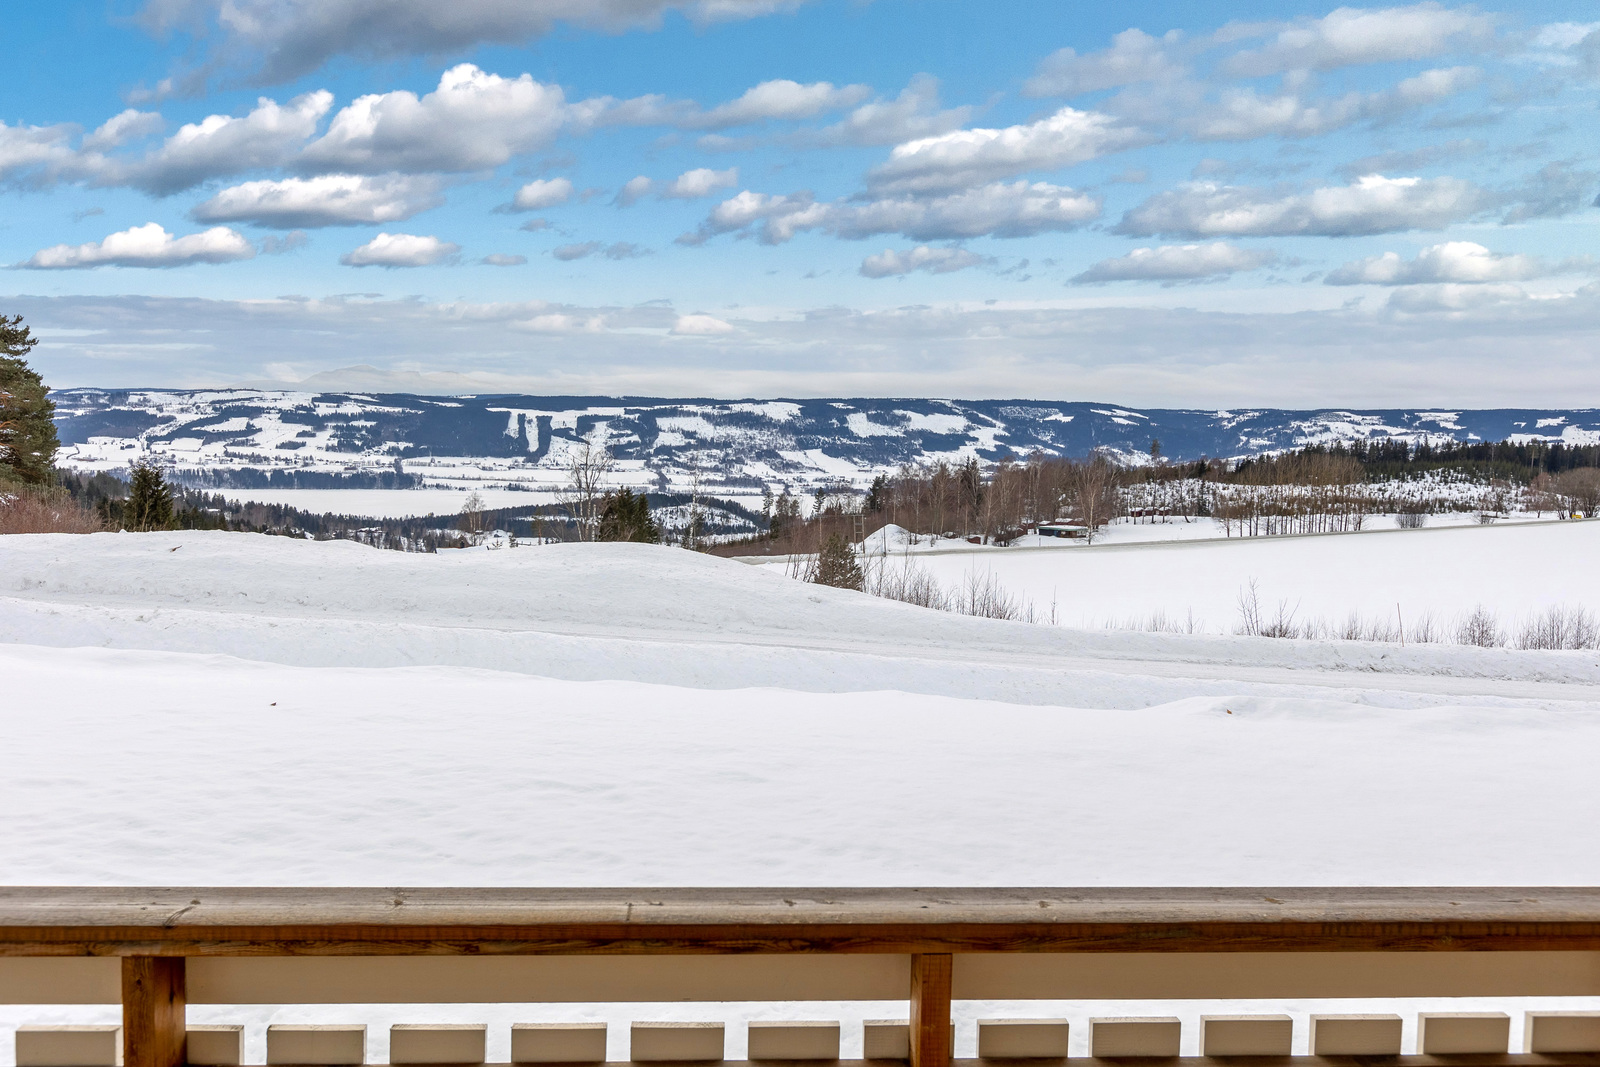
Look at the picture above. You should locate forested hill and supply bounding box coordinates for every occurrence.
[50,389,1600,494]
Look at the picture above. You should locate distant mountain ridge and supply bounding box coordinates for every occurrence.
[51,389,1600,497]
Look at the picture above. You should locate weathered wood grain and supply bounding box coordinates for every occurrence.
[0,889,1595,957]
[910,955,952,1067]
[121,956,184,1067]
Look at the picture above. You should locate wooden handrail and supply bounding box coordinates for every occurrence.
[1,887,1599,956]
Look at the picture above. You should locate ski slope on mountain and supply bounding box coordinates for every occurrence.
[2,527,1599,887]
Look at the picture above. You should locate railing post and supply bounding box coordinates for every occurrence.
[123,957,186,1067]
[910,953,952,1067]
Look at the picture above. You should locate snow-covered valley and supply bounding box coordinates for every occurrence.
[51,390,1600,511]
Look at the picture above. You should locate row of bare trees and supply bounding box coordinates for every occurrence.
[869,454,1121,542]
[1532,468,1600,516]
[731,452,1124,555]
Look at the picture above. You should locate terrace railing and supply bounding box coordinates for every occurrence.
[2,888,1599,1067]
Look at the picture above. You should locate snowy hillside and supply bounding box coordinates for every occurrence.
[52,389,1600,505]
[4,525,1600,887]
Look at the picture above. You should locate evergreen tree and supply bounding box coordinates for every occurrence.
[0,315,60,487]
[125,460,175,531]
[769,489,800,540]
[596,488,660,543]
[814,532,864,591]
[864,474,888,513]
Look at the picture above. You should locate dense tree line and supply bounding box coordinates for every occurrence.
[716,431,1600,559]
[1232,439,1600,484]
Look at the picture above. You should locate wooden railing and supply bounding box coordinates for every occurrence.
[3,888,1600,1067]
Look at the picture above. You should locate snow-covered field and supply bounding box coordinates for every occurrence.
[209,486,564,518]
[5,526,1600,1060]
[840,517,1598,635]
[3,523,1600,887]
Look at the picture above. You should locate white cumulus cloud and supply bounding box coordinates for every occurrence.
[108,91,333,196]
[510,313,607,333]
[868,106,1142,194]
[686,181,1101,245]
[0,121,81,186]
[192,174,443,227]
[1072,242,1278,283]
[301,64,567,174]
[22,222,255,269]
[1224,4,1497,76]
[340,232,459,267]
[509,177,573,211]
[662,168,739,199]
[1116,174,1495,237]
[671,313,735,334]
[844,181,1102,241]
[808,74,975,147]
[614,176,654,207]
[1183,66,1479,141]
[692,80,869,128]
[1026,29,1185,96]
[82,109,164,152]
[859,246,987,278]
[1326,241,1548,284]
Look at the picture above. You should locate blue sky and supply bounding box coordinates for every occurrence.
[3,0,1599,404]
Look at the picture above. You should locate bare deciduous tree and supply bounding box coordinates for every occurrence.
[1552,468,1600,517]
[459,491,486,540]
[682,448,707,549]
[561,440,614,541]
[1065,452,1120,543]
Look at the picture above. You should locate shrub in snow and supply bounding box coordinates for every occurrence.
[1515,604,1600,650]
[1456,605,1504,648]
[1396,505,1428,529]
[0,485,102,534]
[869,558,949,611]
[1235,578,1301,639]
